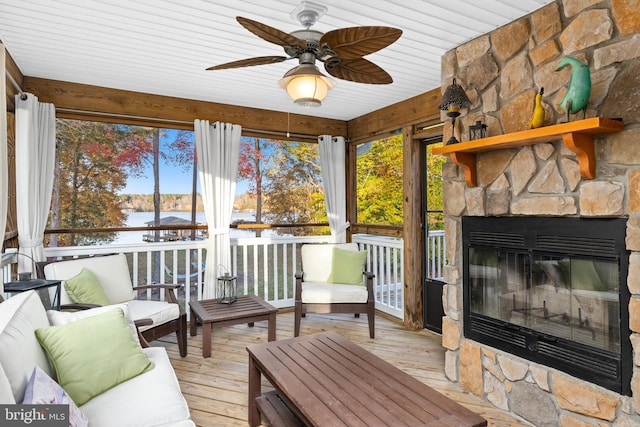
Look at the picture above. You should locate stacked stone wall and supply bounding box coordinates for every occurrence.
[440,0,640,425]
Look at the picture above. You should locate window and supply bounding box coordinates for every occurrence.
[236,136,327,236]
[355,134,403,226]
[51,119,196,246]
[50,121,327,245]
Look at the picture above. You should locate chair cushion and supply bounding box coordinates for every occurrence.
[43,254,135,305]
[79,347,192,427]
[0,290,53,402]
[64,267,111,306]
[301,282,369,304]
[126,300,181,332]
[35,308,154,406]
[327,247,367,285]
[301,243,359,283]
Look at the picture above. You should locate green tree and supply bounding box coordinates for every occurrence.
[356,134,403,225]
[426,142,445,230]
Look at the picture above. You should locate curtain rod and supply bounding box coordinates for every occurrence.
[55,107,321,140]
[5,70,27,99]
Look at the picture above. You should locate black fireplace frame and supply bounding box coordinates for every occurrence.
[462,216,631,395]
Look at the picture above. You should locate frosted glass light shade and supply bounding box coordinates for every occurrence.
[278,64,336,107]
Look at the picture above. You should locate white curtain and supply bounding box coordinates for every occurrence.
[15,94,56,273]
[194,120,242,299]
[0,44,7,290]
[318,135,349,243]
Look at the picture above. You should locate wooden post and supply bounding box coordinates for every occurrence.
[403,125,424,329]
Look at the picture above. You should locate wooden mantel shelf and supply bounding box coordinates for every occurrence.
[432,117,624,187]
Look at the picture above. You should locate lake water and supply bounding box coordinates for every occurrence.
[111,211,270,244]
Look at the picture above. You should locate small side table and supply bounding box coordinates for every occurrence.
[189,295,277,358]
[3,279,62,310]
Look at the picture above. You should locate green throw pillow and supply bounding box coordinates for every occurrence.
[64,267,111,306]
[326,247,367,285]
[35,308,154,406]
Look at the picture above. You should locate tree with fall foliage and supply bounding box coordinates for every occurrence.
[51,119,155,246]
[263,140,326,233]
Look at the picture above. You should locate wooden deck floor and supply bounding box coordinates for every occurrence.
[158,310,533,427]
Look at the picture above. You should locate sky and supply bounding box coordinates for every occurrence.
[119,129,249,195]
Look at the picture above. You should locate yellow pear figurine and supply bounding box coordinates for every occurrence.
[528,87,545,129]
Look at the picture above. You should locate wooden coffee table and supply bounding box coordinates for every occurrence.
[247,331,487,427]
[189,295,277,358]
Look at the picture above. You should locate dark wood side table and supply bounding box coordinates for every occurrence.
[3,279,62,310]
[189,294,277,358]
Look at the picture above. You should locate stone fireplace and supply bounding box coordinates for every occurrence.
[439,0,640,425]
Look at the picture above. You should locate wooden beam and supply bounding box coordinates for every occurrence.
[347,88,441,142]
[24,77,347,138]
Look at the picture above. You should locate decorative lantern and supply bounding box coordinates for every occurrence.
[469,120,487,140]
[438,78,471,145]
[216,275,237,304]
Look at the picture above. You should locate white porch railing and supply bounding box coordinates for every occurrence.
[3,231,448,322]
[353,234,404,319]
[426,230,446,280]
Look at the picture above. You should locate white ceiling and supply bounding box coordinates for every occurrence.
[0,0,554,121]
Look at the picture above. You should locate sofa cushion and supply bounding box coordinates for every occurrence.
[301,243,359,283]
[46,303,141,345]
[0,367,14,403]
[64,267,111,306]
[43,254,135,305]
[301,282,369,304]
[80,347,193,427]
[327,247,367,285]
[0,290,53,402]
[127,299,181,332]
[35,308,154,406]
[22,366,88,427]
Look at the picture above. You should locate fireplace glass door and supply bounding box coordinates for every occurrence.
[469,248,620,353]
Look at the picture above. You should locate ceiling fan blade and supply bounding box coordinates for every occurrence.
[325,58,393,84]
[206,56,289,70]
[320,27,402,59]
[236,17,307,51]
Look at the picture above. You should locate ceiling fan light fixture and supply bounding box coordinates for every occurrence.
[278,63,336,107]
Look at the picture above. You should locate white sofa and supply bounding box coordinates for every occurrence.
[0,290,195,427]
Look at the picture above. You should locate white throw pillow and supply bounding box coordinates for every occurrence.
[22,366,88,427]
[47,304,140,345]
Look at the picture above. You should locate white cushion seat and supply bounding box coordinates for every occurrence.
[127,300,181,332]
[80,347,191,427]
[300,282,369,304]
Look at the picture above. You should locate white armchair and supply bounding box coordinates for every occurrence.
[295,243,375,338]
[38,253,187,357]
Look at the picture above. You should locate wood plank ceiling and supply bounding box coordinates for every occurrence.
[0,0,554,121]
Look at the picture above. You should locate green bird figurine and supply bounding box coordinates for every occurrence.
[528,87,545,129]
[556,56,591,122]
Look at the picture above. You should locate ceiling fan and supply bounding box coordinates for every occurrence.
[207,1,402,106]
